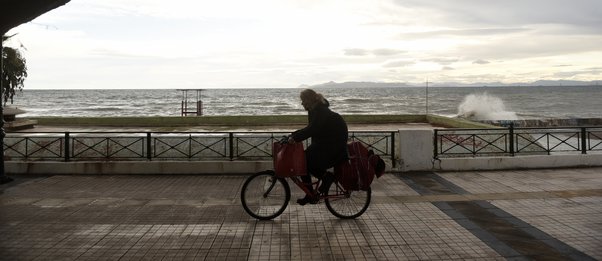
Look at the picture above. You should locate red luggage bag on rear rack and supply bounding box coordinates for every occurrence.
[335,142,385,191]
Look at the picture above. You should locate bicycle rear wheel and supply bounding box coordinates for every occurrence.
[325,182,371,219]
[241,170,290,220]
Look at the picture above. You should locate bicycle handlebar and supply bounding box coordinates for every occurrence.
[278,135,290,144]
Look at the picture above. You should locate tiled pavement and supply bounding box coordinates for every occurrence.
[0,168,600,260]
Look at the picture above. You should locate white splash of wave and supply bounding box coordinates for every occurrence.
[457,93,518,120]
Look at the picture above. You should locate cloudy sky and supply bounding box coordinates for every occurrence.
[6,0,602,89]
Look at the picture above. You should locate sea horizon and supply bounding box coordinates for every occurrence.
[9,85,602,120]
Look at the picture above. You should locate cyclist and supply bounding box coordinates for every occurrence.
[288,89,349,205]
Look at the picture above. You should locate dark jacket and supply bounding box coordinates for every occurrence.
[291,102,348,171]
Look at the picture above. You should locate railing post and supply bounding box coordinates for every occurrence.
[472,134,477,156]
[229,133,234,161]
[509,123,515,156]
[65,132,70,162]
[433,129,438,159]
[146,132,152,160]
[390,131,396,168]
[188,133,192,159]
[581,127,587,154]
[547,131,551,155]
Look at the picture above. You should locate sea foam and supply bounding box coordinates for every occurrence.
[458,93,518,120]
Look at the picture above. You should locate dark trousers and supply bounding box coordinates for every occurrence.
[301,144,340,190]
[300,166,326,188]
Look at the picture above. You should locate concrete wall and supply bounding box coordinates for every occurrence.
[6,161,273,175]
[398,129,435,171]
[398,129,602,172]
[434,154,602,171]
[480,118,602,127]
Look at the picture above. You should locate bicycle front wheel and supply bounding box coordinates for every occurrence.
[241,170,290,220]
[325,182,371,219]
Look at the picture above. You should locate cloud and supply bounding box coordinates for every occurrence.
[456,34,602,61]
[372,48,405,56]
[344,48,405,56]
[473,59,490,65]
[553,68,602,78]
[393,0,602,31]
[400,28,530,40]
[383,60,415,68]
[89,48,160,59]
[442,66,454,70]
[423,57,458,65]
[344,48,369,56]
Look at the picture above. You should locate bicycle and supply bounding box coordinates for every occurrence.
[240,138,371,220]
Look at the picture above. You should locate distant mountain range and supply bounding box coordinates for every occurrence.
[301,80,602,88]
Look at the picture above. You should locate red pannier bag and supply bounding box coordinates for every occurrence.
[273,142,307,177]
[334,142,385,191]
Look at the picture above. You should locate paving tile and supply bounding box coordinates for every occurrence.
[0,168,600,260]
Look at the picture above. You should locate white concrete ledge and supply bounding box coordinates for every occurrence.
[6,161,273,175]
[398,129,602,172]
[435,154,602,171]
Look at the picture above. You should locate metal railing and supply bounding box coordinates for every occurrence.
[4,131,397,167]
[434,126,602,158]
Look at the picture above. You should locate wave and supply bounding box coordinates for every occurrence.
[340,98,373,104]
[457,93,518,120]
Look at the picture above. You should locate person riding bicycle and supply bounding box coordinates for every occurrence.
[288,89,349,205]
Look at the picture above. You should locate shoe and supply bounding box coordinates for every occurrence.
[318,172,334,194]
[296,195,318,206]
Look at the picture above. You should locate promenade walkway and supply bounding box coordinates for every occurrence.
[0,167,600,260]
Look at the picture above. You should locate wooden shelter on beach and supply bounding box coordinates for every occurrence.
[178,89,204,116]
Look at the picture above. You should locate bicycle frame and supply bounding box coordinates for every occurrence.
[288,174,349,202]
[273,137,349,201]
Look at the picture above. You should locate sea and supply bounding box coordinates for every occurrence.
[9,85,602,120]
